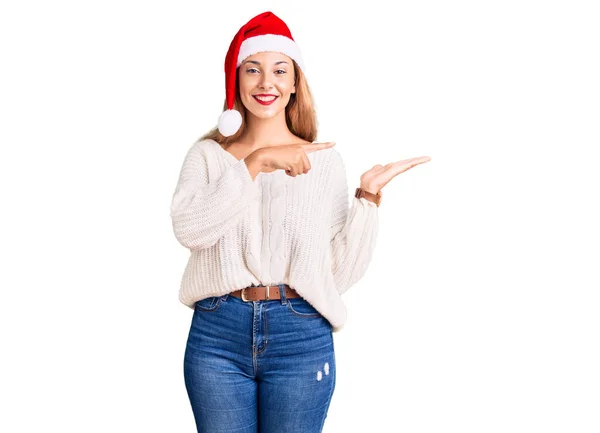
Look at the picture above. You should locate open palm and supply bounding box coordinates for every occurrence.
[360,156,431,194]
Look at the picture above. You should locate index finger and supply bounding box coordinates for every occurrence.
[301,142,336,153]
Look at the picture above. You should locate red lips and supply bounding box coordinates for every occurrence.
[253,94,278,106]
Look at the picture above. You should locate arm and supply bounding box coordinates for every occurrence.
[329,150,380,295]
[170,142,261,250]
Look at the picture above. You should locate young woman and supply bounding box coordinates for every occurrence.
[170,11,430,433]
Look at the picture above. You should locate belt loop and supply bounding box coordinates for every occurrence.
[279,283,287,305]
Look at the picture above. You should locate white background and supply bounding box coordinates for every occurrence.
[1,0,599,432]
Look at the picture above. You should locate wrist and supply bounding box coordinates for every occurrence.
[360,185,379,195]
[355,187,382,207]
[244,151,264,180]
[247,149,266,170]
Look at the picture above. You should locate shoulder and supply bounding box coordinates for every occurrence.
[305,145,346,184]
[323,146,345,169]
[193,138,219,152]
[321,147,349,187]
[177,139,226,171]
[183,138,222,159]
[328,147,343,161]
[300,139,342,163]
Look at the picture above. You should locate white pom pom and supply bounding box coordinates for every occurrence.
[218,109,242,137]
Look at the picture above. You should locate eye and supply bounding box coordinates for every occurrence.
[274,69,287,75]
[246,68,259,74]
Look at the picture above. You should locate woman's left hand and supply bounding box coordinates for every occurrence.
[360,156,431,194]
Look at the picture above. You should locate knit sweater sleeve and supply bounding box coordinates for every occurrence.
[329,150,379,295]
[170,141,260,250]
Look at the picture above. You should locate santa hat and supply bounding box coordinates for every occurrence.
[218,11,306,137]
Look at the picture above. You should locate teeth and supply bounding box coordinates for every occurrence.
[255,95,277,102]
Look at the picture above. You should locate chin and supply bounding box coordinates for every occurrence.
[247,107,285,120]
[242,97,291,119]
[255,111,280,119]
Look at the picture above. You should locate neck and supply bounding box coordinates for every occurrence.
[238,112,297,148]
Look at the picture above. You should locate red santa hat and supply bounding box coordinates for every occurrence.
[218,11,306,137]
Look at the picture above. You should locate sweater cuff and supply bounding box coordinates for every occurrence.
[356,196,378,208]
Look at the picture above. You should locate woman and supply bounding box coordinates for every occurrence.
[170,11,430,433]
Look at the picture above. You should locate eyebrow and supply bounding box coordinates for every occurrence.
[243,60,289,66]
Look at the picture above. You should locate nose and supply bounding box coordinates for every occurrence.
[258,74,273,91]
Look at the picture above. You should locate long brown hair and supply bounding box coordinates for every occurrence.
[200,59,317,145]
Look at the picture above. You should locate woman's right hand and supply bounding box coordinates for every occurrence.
[251,142,336,176]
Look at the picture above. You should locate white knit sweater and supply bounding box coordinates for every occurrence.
[170,139,379,332]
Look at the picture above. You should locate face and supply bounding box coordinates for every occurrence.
[238,51,296,121]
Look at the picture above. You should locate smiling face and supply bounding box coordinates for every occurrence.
[238,51,297,121]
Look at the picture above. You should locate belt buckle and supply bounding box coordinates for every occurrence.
[241,285,270,302]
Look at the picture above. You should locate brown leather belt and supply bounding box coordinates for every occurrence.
[230,284,301,302]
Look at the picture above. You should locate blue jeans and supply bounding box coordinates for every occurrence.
[184,284,337,433]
